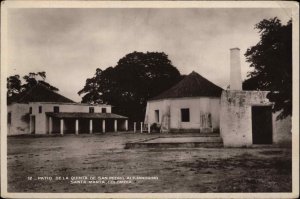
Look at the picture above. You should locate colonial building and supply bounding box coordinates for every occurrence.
[144,71,223,133]
[7,84,128,135]
[219,48,291,147]
[145,48,291,147]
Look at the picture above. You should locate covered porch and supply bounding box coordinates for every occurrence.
[46,112,128,135]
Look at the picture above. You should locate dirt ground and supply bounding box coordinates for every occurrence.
[7,132,292,193]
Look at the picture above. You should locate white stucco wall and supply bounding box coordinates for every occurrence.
[10,102,112,135]
[220,90,291,147]
[8,103,30,135]
[145,97,221,132]
[30,102,112,134]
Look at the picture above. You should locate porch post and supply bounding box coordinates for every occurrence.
[133,122,136,133]
[49,117,52,134]
[114,119,117,132]
[102,119,106,133]
[148,123,151,133]
[75,119,79,135]
[125,120,128,131]
[89,119,93,134]
[60,119,64,135]
[140,122,143,133]
[29,116,32,133]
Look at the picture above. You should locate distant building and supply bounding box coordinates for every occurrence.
[7,84,128,135]
[145,71,223,133]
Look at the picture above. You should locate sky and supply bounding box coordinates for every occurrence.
[7,8,292,102]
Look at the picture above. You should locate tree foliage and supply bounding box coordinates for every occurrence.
[7,71,59,103]
[79,51,182,122]
[243,18,292,119]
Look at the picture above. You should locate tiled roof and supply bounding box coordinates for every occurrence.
[150,71,223,100]
[10,83,74,103]
[46,112,128,119]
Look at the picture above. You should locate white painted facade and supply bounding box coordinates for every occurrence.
[219,47,292,147]
[220,90,291,147]
[8,102,112,135]
[7,103,30,135]
[145,97,220,132]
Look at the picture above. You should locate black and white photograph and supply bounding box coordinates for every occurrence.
[1,1,299,198]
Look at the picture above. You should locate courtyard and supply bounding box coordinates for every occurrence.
[7,132,292,193]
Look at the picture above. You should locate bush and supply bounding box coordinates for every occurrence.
[150,123,161,133]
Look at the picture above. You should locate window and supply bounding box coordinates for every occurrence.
[29,107,32,114]
[155,110,159,122]
[181,108,190,122]
[8,112,11,124]
[39,106,42,113]
[102,108,106,113]
[89,107,94,113]
[54,106,59,113]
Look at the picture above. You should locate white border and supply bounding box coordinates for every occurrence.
[1,1,299,198]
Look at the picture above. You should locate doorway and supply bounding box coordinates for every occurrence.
[252,106,273,144]
[30,116,36,134]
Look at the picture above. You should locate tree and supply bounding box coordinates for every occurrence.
[7,71,59,103]
[22,71,58,91]
[243,17,292,119]
[7,75,22,98]
[79,51,183,122]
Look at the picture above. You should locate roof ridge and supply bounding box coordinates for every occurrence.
[149,71,223,100]
[16,82,74,103]
[191,72,223,89]
[36,81,75,102]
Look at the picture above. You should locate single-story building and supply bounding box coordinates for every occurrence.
[144,71,223,133]
[219,48,291,147]
[7,84,128,135]
[145,48,291,147]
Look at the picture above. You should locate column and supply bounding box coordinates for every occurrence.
[148,123,151,133]
[75,119,79,135]
[140,122,143,133]
[60,119,64,135]
[49,117,52,134]
[89,119,93,134]
[29,116,32,133]
[114,120,117,132]
[102,119,106,133]
[133,122,136,133]
[125,120,128,131]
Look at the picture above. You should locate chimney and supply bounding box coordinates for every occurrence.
[230,48,242,90]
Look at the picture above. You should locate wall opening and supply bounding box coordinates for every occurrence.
[155,110,159,123]
[252,106,273,144]
[30,116,36,134]
[89,107,94,113]
[8,112,12,125]
[54,106,60,113]
[181,108,190,122]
